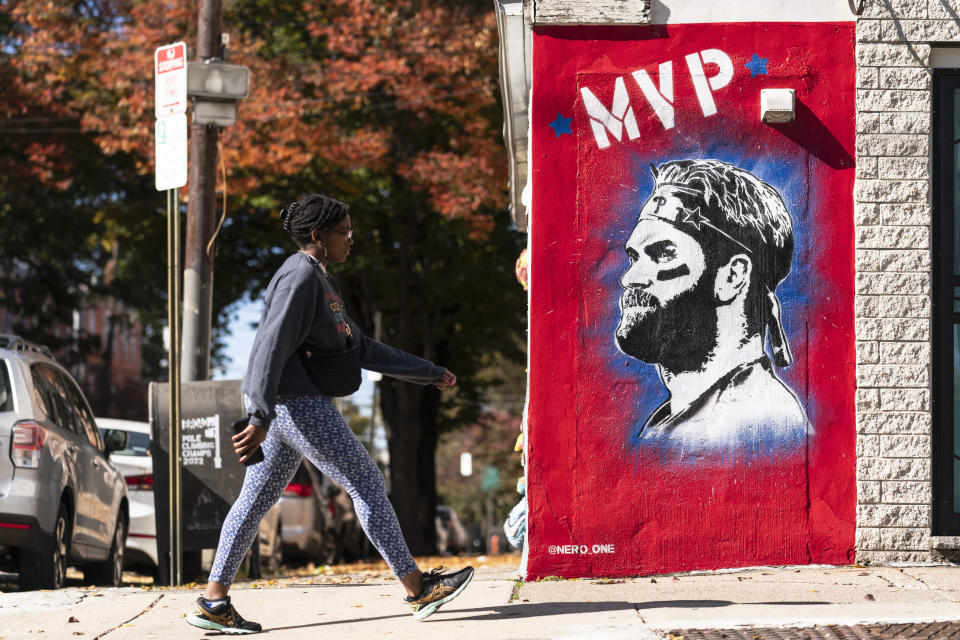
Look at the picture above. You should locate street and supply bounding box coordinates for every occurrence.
[0,559,958,639]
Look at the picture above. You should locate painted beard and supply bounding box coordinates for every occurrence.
[615,274,719,373]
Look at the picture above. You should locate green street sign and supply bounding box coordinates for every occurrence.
[481,465,499,492]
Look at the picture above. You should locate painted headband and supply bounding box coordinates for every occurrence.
[639,184,755,256]
[638,182,793,368]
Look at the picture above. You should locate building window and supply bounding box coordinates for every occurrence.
[932,70,960,536]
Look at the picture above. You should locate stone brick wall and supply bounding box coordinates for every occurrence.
[854,0,953,563]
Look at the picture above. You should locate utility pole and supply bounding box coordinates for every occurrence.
[182,0,221,382]
[178,0,220,584]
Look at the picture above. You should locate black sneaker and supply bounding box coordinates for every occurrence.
[406,566,474,621]
[186,596,262,634]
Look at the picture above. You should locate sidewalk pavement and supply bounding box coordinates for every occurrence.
[0,563,958,639]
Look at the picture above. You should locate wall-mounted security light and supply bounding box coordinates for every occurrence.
[760,89,796,123]
[187,60,250,126]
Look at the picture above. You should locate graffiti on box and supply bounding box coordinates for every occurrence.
[181,415,223,469]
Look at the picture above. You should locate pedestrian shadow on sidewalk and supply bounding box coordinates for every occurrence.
[448,599,831,622]
[262,601,632,632]
[259,599,834,633]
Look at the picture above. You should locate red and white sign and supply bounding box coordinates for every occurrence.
[155,42,187,118]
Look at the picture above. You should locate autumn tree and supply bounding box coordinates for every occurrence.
[0,1,173,418]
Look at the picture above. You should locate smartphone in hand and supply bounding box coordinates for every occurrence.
[231,418,264,466]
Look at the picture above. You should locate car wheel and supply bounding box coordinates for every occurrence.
[19,503,71,591]
[84,514,126,587]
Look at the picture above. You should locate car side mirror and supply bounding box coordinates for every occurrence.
[103,429,128,455]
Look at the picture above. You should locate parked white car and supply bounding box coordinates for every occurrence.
[96,418,158,575]
[97,417,287,577]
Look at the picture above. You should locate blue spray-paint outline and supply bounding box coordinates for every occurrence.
[580,144,821,463]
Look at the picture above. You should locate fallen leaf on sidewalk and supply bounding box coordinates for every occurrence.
[68,617,79,623]
[865,593,875,601]
[351,604,363,608]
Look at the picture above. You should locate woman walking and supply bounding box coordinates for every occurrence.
[186,194,473,634]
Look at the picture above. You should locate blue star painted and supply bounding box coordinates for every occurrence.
[549,113,573,137]
[745,53,769,77]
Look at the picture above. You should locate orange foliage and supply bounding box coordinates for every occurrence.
[4,0,506,231]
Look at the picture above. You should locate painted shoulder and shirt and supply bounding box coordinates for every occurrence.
[636,356,809,455]
[242,252,445,429]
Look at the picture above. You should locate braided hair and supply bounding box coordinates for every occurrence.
[279,194,350,248]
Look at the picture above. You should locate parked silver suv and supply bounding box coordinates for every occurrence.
[0,334,129,590]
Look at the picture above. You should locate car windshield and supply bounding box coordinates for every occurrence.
[100,430,151,457]
[0,359,12,412]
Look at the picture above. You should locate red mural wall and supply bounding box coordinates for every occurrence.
[527,22,856,579]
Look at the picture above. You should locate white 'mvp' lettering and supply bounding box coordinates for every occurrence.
[579,49,734,150]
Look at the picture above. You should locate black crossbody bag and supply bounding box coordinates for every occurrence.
[296,340,362,397]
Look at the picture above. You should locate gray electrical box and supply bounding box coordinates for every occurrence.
[149,379,248,584]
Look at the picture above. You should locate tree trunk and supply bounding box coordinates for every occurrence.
[381,378,439,556]
[97,301,117,416]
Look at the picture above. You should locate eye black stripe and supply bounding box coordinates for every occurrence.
[656,264,690,281]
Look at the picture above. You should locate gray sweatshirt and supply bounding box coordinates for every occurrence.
[242,251,445,429]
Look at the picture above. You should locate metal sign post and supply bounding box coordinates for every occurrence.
[155,41,188,586]
[166,187,182,586]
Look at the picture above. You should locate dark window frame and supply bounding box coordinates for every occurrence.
[31,365,63,430]
[58,370,102,451]
[0,359,13,412]
[931,69,960,536]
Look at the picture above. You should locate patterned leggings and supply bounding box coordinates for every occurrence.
[208,396,418,587]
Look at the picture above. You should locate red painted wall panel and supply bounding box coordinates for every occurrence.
[527,23,856,579]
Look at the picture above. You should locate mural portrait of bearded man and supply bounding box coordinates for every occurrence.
[615,159,809,454]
